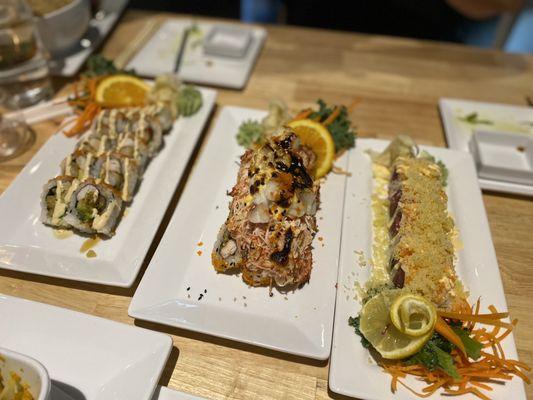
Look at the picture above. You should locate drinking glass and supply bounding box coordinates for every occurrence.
[0,0,52,109]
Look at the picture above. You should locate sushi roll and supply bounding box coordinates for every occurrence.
[60,150,100,181]
[94,152,140,202]
[93,109,129,139]
[145,104,174,132]
[63,180,122,237]
[76,132,116,156]
[116,131,150,171]
[41,176,79,228]
[125,109,163,156]
[386,148,459,309]
[212,127,319,288]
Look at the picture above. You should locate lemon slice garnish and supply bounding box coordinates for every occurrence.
[359,290,433,359]
[390,294,437,337]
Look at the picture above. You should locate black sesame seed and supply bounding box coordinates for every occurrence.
[186,287,190,291]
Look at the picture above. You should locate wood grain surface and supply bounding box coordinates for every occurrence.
[1,9,532,399]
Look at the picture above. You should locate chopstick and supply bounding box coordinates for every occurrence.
[114,19,160,70]
[173,25,191,73]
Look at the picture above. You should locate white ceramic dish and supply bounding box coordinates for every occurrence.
[439,97,533,196]
[129,106,348,360]
[127,20,266,89]
[35,0,91,56]
[0,88,217,287]
[48,0,129,77]
[0,347,50,400]
[0,293,172,400]
[470,130,533,185]
[328,139,526,400]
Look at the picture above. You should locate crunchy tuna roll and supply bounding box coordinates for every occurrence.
[386,147,461,309]
[63,179,122,237]
[94,152,140,202]
[41,176,79,228]
[212,127,319,288]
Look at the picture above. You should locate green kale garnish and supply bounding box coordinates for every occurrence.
[310,99,356,153]
[452,326,483,360]
[236,120,264,148]
[459,112,493,125]
[348,316,371,349]
[83,54,136,77]
[407,332,460,379]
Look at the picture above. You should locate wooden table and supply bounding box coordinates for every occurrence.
[1,9,532,399]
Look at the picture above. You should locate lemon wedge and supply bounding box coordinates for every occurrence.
[359,290,433,359]
[287,119,335,179]
[95,75,150,108]
[390,294,437,337]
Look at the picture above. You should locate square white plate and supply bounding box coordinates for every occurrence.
[127,20,266,89]
[329,139,526,399]
[129,106,348,360]
[0,88,217,287]
[0,293,172,400]
[439,97,533,196]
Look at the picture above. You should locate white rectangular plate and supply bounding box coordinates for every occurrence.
[329,139,526,399]
[129,106,348,360]
[127,20,266,89]
[439,97,533,196]
[0,293,172,400]
[0,88,217,287]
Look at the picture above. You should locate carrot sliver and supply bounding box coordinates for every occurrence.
[323,106,341,126]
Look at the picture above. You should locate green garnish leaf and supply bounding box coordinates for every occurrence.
[348,316,371,349]
[460,112,493,125]
[236,120,264,148]
[407,338,460,379]
[432,342,461,379]
[452,327,483,360]
[83,54,136,78]
[310,99,356,153]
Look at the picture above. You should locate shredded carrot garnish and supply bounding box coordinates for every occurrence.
[347,98,362,113]
[64,77,104,137]
[380,302,530,400]
[292,108,313,120]
[323,106,341,126]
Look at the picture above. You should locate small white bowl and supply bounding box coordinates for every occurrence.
[0,347,50,400]
[34,0,91,56]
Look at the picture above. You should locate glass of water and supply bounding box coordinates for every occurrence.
[0,0,52,109]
